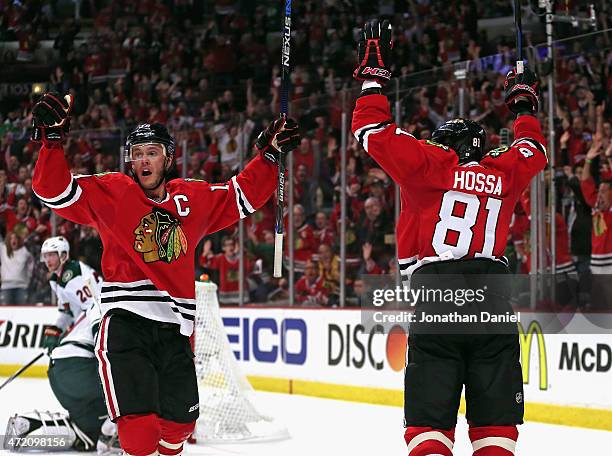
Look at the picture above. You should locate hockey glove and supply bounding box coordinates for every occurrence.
[31,92,73,143]
[353,19,393,85]
[42,325,62,352]
[255,116,300,165]
[504,67,540,116]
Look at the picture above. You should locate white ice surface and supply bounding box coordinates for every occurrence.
[0,378,611,455]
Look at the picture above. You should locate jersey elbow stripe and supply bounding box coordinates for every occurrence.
[232,176,256,219]
[35,177,82,209]
[512,137,547,155]
[354,120,393,152]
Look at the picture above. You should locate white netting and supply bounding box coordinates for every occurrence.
[192,281,288,443]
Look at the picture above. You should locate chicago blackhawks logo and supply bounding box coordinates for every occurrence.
[133,207,188,263]
[487,146,510,158]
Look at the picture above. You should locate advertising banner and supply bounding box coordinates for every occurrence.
[1,306,610,410]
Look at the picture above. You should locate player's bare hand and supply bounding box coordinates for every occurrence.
[353,19,393,85]
[31,92,73,143]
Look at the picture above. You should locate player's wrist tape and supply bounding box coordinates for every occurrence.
[362,81,382,90]
[360,81,383,97]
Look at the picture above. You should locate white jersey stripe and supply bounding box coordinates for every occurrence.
[99,280,197,336]
[591,253,612,258]
[101,280,196,305]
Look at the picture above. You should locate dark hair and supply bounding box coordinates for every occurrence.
[5,231,21,258]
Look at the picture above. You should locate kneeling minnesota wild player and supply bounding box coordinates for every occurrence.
[4,304,119,453]
[41,236,102,354]
[24,236,117,452]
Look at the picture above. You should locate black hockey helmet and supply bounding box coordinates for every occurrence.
[431,118,486,164]
[124,123,176,164]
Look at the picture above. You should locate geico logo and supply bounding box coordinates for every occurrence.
[0,321,54,349]
[328,324,408,372]
[559,342,612,372]
[518,321,548,391]
[222,317,307,365]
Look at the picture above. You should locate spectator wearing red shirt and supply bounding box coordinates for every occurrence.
[580,147,612,308]
[295,261,328,306]
[313,212,335,246]
[200,237,249,305]
[294,164,316,215]
[293,138,314,175]
[203,35,237,76]
[562,116,592,165]
[5,198,37,236]
[509,201,531,274]
[329,178,364,227]
[4,155,20,184]
[84,45,108,78]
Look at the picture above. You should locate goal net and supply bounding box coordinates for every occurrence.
[192,281,288,443]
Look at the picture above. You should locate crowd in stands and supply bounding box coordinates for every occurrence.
[0,0,610,307]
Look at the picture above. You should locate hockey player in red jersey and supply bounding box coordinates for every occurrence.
[352,20,546,456]
[30,92,300,456]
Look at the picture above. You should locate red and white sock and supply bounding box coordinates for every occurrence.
[469,425,518,456]
[157,419,195,456]
[404,426,455,456]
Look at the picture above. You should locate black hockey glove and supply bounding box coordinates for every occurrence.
[504,67,540,116]
[31,92,73,143]
[42,325,62,352]
[255,116,300,165]
[353,19,393,85]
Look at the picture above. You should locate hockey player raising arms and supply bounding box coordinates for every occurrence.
[352,20,546,456]
[31,92,299,456]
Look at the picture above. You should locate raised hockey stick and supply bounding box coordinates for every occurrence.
[0,352,45,392]
[514,0,524,74]
[273,0,292,278]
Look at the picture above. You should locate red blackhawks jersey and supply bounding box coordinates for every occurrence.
[580,176,612,272]
[352,94,547,266]
[32,143,277,336]
[201,253,250,304]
